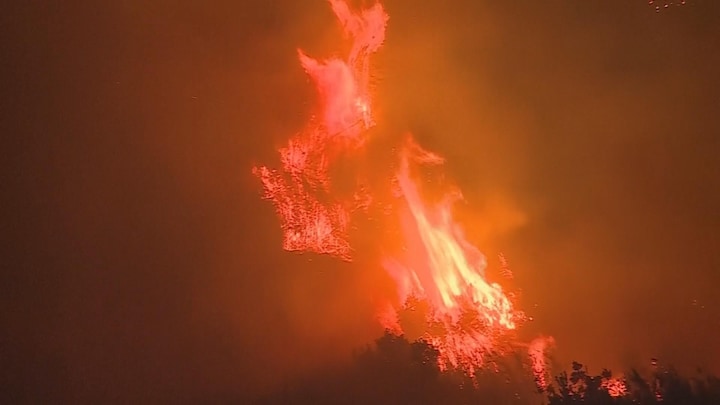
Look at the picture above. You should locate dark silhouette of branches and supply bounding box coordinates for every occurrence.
[546,361,720,405]
[259,333,720,405]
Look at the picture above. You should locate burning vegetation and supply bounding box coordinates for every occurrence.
[252,0,707,402]
[253,0,539,382]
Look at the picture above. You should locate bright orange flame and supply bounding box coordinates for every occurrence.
[254,0,557,382]
[253,0,388,260]
[381,136,525,374]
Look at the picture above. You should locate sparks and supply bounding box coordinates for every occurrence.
[648,0,688,12]
[528,336,555,392]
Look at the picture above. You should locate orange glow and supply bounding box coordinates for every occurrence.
[381,136,525,374]
[254,0,557,382]
[253,1,388,260]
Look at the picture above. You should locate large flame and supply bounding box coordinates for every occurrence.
[253,0,561,384]
[380,137,525,374]
[253,0,388,261]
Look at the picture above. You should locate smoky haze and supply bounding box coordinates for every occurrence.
[2,0,719,402]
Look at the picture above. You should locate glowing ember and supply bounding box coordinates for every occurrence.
[601,376,628,397]
[528,336,555,392]
[253,0,388,260]
[381,136,524,374]
[648,0,688,12]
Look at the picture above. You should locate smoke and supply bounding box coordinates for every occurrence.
[3,0,719,402]
[376,0,720,373]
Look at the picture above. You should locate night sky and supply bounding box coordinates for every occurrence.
[3,0,719,402]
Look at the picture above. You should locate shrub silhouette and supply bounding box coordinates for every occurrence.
[260,333,720,405]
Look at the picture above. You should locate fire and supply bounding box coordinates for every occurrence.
[254,0,556,383]
[253,0,388,260]
[528,336,555,391]
[380,137,525,374]
[601,376,628,397]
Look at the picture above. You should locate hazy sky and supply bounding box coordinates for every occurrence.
[3,0,719,402]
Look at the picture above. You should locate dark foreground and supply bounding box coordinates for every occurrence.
[260,333,720,405]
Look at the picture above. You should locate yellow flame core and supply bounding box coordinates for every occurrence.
[382,137,524,373]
